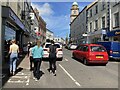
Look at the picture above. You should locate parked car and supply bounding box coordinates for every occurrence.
[72,44,109,65]
[97,41,120,60]
[68,44,77,50]
[43,42,63,61]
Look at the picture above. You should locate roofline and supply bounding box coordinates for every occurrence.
[86,0,98,10]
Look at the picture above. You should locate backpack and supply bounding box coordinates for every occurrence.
[49,45,57,59]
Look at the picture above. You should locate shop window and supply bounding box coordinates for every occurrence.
[4,26,16,61]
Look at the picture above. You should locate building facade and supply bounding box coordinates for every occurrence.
[38,16,46,43]
[0,0,33,79]
[70,2,87,44]
[87,0,110,43]
[46,29,54,41]
[30,6,39,43]
[107,2,120,42]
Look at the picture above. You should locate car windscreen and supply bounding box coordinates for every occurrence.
[45,44,51,48]
[54,44,60,48]
[91,46,106,52]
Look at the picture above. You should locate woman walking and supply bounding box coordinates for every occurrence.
[9,39,19,75]
[32,40,44,81]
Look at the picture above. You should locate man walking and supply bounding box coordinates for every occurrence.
[9,39,19,75]
[48,41,57,76]
[32,40,44,81]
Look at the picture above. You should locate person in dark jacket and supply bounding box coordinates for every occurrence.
[48,41,57,76]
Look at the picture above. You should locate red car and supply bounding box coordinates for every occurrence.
[72,44,109,65]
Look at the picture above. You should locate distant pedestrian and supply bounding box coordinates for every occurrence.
[29,44,34,71]
[48,41,57,76]
[27,42,31,56]
[32,40,44,81]
[9,39,19,75]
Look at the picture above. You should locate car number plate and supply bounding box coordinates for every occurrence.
[96,56,103,58]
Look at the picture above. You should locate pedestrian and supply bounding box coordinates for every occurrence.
[27,42,31,56]
[32,40,44,81]
[29,44,34,71]
[9,39,19,75]
[48,40,57,76]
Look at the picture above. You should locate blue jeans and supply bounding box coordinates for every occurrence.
[10,53,18,72]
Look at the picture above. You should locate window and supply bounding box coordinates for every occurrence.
[74,10,76,14]
[90,9,92,17]
[95,20,98,29]
[90,22,92,32]
[91,46,106,52]
[114,12,119,27]
[82,46,88,52]
[95,5,98,14]
[102,2,105,10]
[102,16,105,28]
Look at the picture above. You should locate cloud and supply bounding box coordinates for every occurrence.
[31,3,54,16]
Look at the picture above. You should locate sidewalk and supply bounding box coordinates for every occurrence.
[17,55,30,70]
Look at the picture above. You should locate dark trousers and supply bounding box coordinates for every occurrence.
[30,56,33,70]
[33,58,42,79]
[49,58,56,73]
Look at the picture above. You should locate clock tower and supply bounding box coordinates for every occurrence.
[70,2,79,23]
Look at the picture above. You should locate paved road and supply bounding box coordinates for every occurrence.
[2,48,119,88]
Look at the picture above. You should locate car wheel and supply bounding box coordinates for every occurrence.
[72,53,75,58]
[57,58,63,61]
[83,58,88,65]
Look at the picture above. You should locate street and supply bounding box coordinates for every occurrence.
[3,48,119,88]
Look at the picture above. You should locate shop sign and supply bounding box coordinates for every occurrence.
[115,31,120,35]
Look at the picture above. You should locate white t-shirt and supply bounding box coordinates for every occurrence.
[29,47,33,56]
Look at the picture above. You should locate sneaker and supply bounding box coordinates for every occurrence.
[13,72,15,76]
[33,77,36,80]
[35,78,38,81]
[53,73,56,76]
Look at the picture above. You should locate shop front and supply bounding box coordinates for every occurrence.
[1,6,26,75]
[107,29,120,42]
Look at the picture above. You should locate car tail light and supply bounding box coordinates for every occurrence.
[58,49,62,51]
[44,49,48,51]
[110,50,113,54]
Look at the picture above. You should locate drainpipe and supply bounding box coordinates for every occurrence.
[0,2,3,88]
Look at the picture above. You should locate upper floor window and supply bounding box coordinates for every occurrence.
[114,12,119,28]
[102,16,105,28]
[95,5,98,14]
[102,2,105,10]
[95,20,98,30]
[73,10,76,14]
[90,22,92,32]
[90,9,92,17]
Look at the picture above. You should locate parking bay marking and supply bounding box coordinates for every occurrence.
[59,64,81,87]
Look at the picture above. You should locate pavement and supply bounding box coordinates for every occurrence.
[1,48,119,89]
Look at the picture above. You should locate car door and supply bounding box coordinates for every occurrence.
[77,45,84,59]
